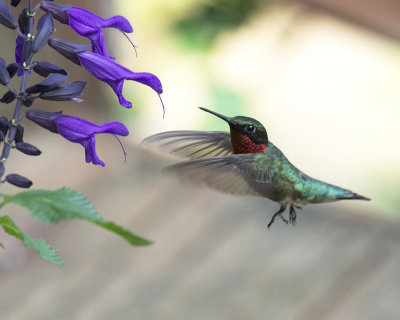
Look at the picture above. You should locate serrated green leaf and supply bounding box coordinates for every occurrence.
[0,187,151,246]
[22,234,64,269]
[0,242,5,249]
[0,215,64,269]
[1,188,102,224]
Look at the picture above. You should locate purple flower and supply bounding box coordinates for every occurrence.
[78,51,163,109]
[26,110,129,167]
[41,2,133,59]
[15,35,24,76]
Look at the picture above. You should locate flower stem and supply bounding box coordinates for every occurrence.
[0,0,34,178]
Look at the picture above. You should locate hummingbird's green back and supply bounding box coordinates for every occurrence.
[254,143,365,204]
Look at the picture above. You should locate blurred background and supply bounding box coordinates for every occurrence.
[0,0,400,319]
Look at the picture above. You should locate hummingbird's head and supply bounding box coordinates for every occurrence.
[199,107,268,154]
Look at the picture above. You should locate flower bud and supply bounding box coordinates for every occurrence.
[18,8,28,34]
[0,116,8,136]
[14,124,24,143]
[48,38,90,65]
[6,173,32,188]
[32,13,54,53]
[33,61,67,77]
[11,0,22,7]
[40,1,71,24]
[15,142,42,156]
[7,63,19,78]
[0,1,18,29]
[0,57,10,85]
[26,109,62,133]
[26,73,68,94]
[0,90,16,104]
[40,81,86,102]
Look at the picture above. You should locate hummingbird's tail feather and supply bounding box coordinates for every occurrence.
[336,192,371,201]
[304,179,371,203]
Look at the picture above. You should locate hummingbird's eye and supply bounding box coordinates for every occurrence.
[245,124,256,133]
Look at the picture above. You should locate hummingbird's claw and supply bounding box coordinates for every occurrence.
[279,214,288,224]
[267,204,287,229]
[289,205,298,226]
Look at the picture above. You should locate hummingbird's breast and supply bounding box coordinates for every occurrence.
[230,130,266,154]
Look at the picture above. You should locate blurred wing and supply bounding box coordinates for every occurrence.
[165,154,273,197]
[142,130,233,159]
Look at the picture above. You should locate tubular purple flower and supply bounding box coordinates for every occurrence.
[68,7,132,59]
[77,51,163,109]
[41,2,133,59]
[26,110,129,167]
[55,115,129,166]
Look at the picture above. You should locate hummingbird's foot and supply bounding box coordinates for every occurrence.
[267,204,287,229]
[289,205,298,226]
[279,214,289,224]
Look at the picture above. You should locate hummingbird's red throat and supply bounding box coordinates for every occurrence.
[230,130,266,154]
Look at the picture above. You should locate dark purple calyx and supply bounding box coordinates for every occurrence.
[6,173,32,188]
[26,73,68,94]
[40,1,71,24]
[0,1,18,29]
[39,81,86,101]
[32,13,54,53]
[48,38,90,65]
[26,109,62,133]
[33,61,67,77]
[15,142,41,156]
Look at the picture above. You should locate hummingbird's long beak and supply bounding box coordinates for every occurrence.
[199,107,232,123]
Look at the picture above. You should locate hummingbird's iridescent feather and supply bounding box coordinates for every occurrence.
[142,130,233,159]
[166,141,369,205]
[142,108,369,227]
[166,153,272,197]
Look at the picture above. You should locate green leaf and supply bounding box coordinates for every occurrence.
[0,241,5,249]
[1,188,102,224]
[0,215,64,269]
[94,220,152,246]
[0,187,151,246]
[22,235,64,268]
[0,215,23,239]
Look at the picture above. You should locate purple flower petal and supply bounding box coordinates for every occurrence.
[78,51,163,108]
[15,35,24,76]
[67,7,132,35]
[55,115,129,166]
[67,7,133,59]
[27,110,129,166]
[81,135,103,166]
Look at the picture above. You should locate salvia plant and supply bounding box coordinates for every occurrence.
[0,0,164,268]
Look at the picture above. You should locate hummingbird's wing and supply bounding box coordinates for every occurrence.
[165,154,273,197]
[142,131,233,159]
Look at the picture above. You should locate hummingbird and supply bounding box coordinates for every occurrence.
[142,107,370,228]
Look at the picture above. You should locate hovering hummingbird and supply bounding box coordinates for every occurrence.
[142,108,370,228]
